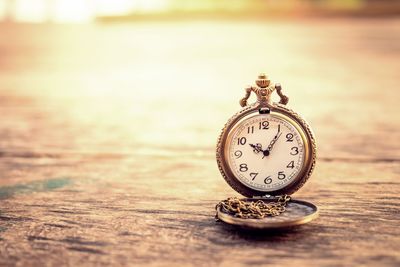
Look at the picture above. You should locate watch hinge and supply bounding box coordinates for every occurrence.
[258,107,270,114]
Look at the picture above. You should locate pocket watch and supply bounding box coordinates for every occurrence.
[215,74,318,229]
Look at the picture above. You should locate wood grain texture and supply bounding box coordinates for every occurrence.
[0,19,399,267]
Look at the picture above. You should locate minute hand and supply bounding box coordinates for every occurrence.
[266,132,282,153]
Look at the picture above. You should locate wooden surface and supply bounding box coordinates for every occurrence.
[0,19,399,267]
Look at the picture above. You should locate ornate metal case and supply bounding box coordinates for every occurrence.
[216,102,316,197]
[215,74,318,229]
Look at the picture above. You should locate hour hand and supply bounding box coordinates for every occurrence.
[249,143,263,154]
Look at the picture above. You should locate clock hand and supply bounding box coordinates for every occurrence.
[262,149,270,159]
[267,132,282,152]
[249,143,263,154]
[262,132,282,159]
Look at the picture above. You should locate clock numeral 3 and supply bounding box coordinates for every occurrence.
[259,121,269,130]
[264,176,272,184]
[290,147,299,155]
[287,161,295,169]
[237,137,247,145]
[239,164,248,172]
[278,171,286,180]
[250,172,258,180]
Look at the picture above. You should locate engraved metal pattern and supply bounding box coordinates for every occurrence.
[239,74,289,107]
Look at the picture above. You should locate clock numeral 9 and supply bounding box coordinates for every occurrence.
[234,150,242,159]
[259,121,269,130]
[290,147,299,155]
[239,164,248,172]
[287,161,295,169]
[278,171,286,180]
[286,133,294,142]
[237,137,246,145]
[264,176,272,184]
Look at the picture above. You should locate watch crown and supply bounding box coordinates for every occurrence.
[256,73,270,88]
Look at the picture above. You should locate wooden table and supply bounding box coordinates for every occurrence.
[0,19,399,267]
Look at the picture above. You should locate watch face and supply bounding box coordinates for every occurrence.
[225,113,306,192]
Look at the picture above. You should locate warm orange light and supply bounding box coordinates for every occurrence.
[95,0,135,16]
[2,0,172,23]
[95,0,170,15]
[14,0,47,22]
[134,0,169,12]
[52,0,93,22]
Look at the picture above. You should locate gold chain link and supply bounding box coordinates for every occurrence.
[216,195,291,219]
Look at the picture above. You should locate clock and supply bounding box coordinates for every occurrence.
[215,74,318,229]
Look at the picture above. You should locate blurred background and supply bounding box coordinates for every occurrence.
[0,0,399,165]
[0,1,399,265]
[1,0,400,22]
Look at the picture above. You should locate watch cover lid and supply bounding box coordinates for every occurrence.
[216,197,318,229]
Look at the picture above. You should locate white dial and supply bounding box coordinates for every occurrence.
[226,114,305,192]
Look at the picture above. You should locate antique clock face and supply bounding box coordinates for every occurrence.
[225,114,306,192]
[224,112,308,193]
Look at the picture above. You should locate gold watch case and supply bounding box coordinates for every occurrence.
[215,74,318,229]
[216,102,316,197]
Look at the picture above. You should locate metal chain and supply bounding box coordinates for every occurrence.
[216,195,291,219]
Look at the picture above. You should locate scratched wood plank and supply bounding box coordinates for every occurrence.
[0,19,399,267]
